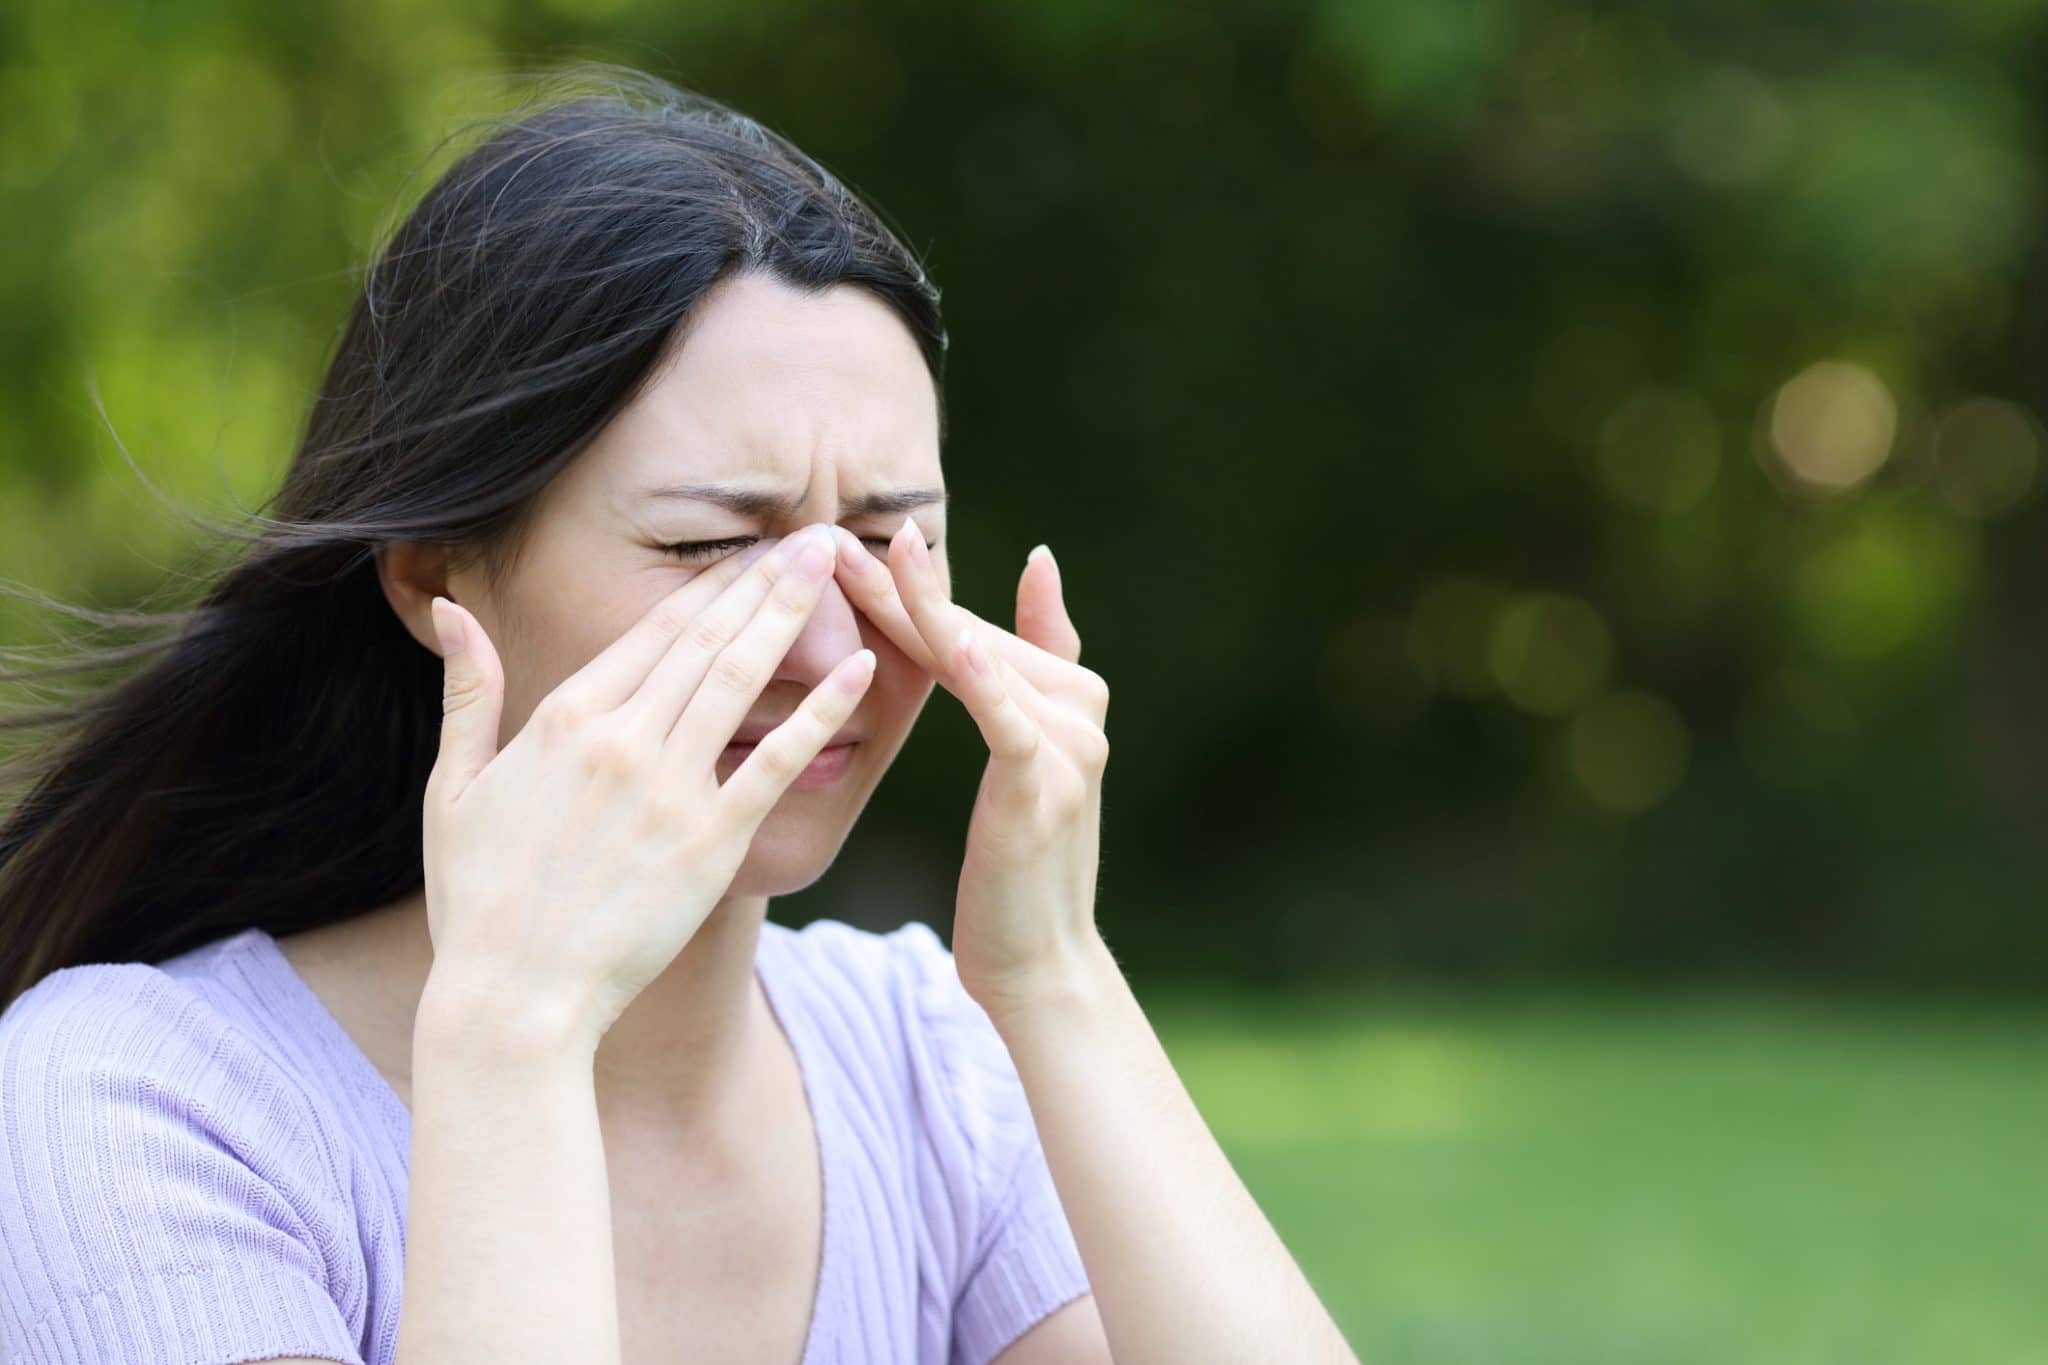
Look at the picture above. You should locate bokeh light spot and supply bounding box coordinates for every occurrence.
[1792,503,1976,660]
[1408,577,1512,697]
[1594,386,1720,512]
[1567,691,1690,813]
[1767,360,1898,494]
[1489,593,1614,715]
[1932,396,2040,519]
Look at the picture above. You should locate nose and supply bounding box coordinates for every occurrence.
[768,529,866,691]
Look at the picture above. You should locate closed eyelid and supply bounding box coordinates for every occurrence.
[657,528,937,564]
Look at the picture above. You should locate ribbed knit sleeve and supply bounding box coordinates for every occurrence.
[891,922,1092,1365]
[0,963,366,1365]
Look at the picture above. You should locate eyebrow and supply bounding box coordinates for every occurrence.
[638,481,950,518]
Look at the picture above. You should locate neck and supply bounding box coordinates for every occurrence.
[376,890,773,1137]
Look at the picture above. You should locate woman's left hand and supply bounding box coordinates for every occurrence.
[829,520,1110,1020]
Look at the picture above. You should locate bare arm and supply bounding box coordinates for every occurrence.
[391,978,619,1365]
[987,938,1359,1365]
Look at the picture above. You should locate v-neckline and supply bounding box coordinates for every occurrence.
[237,920,841,1365]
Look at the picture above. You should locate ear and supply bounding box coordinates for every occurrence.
[375,541,457,656]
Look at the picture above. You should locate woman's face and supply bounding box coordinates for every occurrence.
[436,269,946,897]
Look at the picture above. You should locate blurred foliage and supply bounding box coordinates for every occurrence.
[4,0,2048,989]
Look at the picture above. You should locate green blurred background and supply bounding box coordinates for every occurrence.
[3,0,2044,1357]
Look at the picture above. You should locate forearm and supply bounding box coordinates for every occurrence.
[988,937,1359,1365]
[393,976,621,1364]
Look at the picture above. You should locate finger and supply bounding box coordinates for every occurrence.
[881,514,977,691]
[717,647,877,826]
[428,594,506,801]
[829,526,1099,762]
[665,523,840,769]
[972,644,1103,750]
[621,523,830,743]
[876,518,1103,723]
[950,625,1042,763]
[551,534,785,712]
[832,525,1097,700]
[825,513,976,686]
[1016,544,1082,665]
[828,523,945,673]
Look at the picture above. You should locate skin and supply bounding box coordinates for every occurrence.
[299,268,1114,1361]
[285,265,1354,1363]
[370,269,952,1136]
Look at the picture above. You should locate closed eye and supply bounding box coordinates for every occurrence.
[659,534,937,562]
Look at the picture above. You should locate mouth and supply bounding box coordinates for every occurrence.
[720,739,860,789]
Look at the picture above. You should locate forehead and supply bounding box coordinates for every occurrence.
[595,271,942,504]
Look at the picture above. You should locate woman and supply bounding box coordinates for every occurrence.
[0,63,1356,1364]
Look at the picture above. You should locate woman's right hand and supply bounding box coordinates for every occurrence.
[416,521,871,1050]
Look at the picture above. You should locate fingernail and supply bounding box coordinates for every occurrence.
[772,525,821,566]
[1028,544,1054,569]
[839,646,877,691]
[903,514,928,567]
[430,596,466,655]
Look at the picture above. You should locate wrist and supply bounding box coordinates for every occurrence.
[416,965,602,1064]
[976,931,1124,1040]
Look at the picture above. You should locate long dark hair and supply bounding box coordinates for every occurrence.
[0,61,948,1005]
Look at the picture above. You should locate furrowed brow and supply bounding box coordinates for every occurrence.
[639,481,950,518]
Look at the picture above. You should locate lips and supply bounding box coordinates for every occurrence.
[728,725,864,747]
[718,737,860,789]
[723,738,859,751]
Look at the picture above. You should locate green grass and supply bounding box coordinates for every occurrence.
[1143,985,2048,1364]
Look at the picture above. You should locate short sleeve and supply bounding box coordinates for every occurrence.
[0,963,365,1365]
[890,921,1092,1365]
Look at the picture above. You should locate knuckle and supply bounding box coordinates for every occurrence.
[745,738,800,784]
[707,649,760,698]
[644,597,694,641]
[638,784,692,834]
[684,611,732,658]
[1014,725,1045,762]
[441,674,487,717]
[579,720,642,780]
[1074,724,1110,770]
[1044,765,1091,815]
[534,688,596,733]
[1079,669,1110,711]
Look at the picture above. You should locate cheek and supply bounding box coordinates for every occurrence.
[498,595,651,736]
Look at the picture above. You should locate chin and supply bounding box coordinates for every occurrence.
[725,809,859,899]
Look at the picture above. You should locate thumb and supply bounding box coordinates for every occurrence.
[429,594,504,797]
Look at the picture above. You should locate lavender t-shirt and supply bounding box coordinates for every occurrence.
[0,916,1090,1364]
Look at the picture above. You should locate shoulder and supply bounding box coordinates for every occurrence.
[0,954,299,1115]
[0,957,368,1356]
[0,958,356,1297]
[0,948,335,1159]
